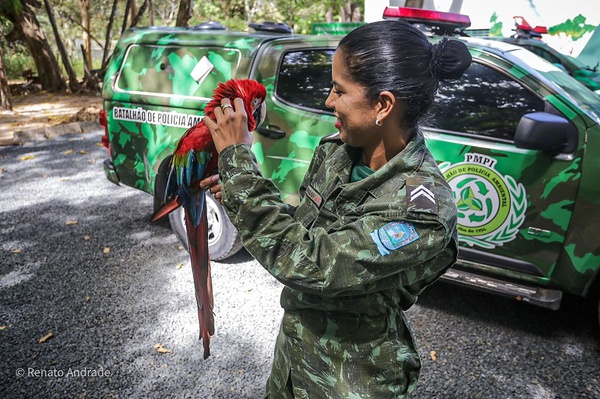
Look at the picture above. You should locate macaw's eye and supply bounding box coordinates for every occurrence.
[252,97,263,110]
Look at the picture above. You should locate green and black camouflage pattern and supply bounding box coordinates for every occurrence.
[101,25,600,307]
[216,132,457,398]
[426,39,600,297]
[102,26,340,198]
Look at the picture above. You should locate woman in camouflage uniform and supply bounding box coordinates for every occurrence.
[204,20,471,399]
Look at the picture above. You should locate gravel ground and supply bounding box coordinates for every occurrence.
[1,131,599,399]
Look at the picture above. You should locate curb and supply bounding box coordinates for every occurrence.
[0,121,102,146]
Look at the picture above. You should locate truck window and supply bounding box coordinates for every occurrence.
[276,50,335,112]
[116,45,242,100]
[427,62,546,141]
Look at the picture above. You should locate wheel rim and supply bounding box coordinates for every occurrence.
[206,197,223,246]
[175,196,223,248]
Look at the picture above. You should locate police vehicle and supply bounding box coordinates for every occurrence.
[100,7,600,325]
[482,16,600,94]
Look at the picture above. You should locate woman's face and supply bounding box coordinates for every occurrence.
[325,50,379,147]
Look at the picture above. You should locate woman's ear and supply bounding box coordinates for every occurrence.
[376,91,396,123]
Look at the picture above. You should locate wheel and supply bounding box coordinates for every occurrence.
[168,192,243,261]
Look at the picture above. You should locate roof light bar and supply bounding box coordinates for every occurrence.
[513,16,547,38]
[382,6,471,30]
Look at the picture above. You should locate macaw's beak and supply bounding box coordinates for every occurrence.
[252,101,267,128]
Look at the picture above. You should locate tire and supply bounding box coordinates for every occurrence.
[168,192,243,261]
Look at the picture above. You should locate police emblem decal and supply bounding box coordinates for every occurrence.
[370,221,420,256]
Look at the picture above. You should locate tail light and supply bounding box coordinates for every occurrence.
[99,109,110,151]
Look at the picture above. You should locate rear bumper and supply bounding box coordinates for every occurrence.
[103,158,121,185]
[441,268,563,310]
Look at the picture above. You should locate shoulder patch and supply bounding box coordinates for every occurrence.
[406,176,438,215]
[370,221,420,256]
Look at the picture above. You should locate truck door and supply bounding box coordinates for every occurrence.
[250,38,340,205]
[424,60,581,283]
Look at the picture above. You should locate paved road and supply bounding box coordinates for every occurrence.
[1,131,599,398]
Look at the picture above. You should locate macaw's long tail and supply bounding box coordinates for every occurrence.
[184,192,215,360]
[150,197,182,223]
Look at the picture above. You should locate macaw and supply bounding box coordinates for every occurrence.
[151,79,267,359]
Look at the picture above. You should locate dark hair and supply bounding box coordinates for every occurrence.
[338,20,471,129]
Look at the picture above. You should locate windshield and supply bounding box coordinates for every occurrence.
[514,49,600,124]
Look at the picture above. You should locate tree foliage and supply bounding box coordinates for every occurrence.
[0,0,364,96]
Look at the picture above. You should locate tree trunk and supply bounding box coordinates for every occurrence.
[79,0,92,69]
[43,0,81,93]
[4,1,66,92]
[175,0,192,27]
[102,0,119,69]
[148,0,154,25]
[121,0,132,34]
[130,0,137,25]
[131,0,148,27]
[338,1,361,22]
[0,47,13,111]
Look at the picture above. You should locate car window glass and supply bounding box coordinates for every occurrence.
[276,50,335,112]
[525,46,570,71]
[117,45,241,99]
[427,62,546,141]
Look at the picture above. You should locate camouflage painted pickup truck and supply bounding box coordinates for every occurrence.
[100,10,600,324]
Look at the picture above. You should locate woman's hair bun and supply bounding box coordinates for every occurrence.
[431,39,472,80]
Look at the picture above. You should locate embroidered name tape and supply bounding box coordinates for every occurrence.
[370,221,420,256]
[306,185,323,208]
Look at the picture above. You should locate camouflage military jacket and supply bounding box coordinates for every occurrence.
[219,131,458,399]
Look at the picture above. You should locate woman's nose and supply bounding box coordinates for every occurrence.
[325,90,335,110]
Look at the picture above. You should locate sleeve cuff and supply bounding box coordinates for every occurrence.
[218,144,260,183]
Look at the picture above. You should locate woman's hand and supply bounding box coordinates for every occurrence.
[199,174,222,202]
[203,97,253,154]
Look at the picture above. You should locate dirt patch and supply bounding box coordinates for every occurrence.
[0,92,103,145]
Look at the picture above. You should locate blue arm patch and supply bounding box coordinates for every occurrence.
[370,221,420,256]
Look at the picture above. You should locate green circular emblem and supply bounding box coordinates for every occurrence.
[443,164,511,237]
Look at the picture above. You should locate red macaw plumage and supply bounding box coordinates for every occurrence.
[151,79,267,359]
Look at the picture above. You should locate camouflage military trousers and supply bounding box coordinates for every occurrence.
[262,308,421,398]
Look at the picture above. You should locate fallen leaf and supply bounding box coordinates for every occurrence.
[83,235,91,240]
[103,247,110,254]
[79,150,88,155]
[65,220,78,225]
[176,262,184,269]
[86,296,90,302]
[178,245,185,250]
[19,155,36,161]
[39,332,53,343]
[154,343,171,353]
[11,248,22,254]
[63,149,74,155]
[0,167,4,174]
[0,326,6,330]
[87,159,94,163]
[430,351,437,362]
[96,143,104,147]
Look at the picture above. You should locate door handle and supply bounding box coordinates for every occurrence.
[256,127,286,139]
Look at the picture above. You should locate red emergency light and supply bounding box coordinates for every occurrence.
[383,6,471,31]
[513,16,547,36]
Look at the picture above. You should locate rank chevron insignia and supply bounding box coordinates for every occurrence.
[410,184,436,203]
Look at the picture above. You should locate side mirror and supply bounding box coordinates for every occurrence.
[514,112,571,152]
